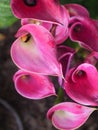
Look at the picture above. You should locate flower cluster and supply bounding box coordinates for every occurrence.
[10,0,98,130]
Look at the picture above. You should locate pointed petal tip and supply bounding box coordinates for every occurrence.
[13,70,56,100]
[47,102,95,130]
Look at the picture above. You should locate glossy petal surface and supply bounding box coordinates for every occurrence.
[11,24,62,76]
[13,70,56,99]
[64,63,98,106]
[47,102,95,130]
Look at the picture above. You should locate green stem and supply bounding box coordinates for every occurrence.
[54,87,65,105]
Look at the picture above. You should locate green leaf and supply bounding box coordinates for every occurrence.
[0,0,17,28]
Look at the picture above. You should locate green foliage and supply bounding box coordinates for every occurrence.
[0,0,17,28]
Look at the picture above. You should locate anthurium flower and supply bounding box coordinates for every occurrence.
[64,63,98,106]
[64,3,89,17]
[69,17,98,51]
[11,0,68,25]
[47,102,95,130]
[11,24,62,76]
[13,69,56,99]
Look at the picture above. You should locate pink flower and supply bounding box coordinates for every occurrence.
[11,0,70,44]
[64,3,89,17]
[11,0,68,25]
[47,102,95,130]
[69,17,98,51]
[13,69,56,99]
[64,63,98,106]
[10,1,98,130]
[63,3,98,52]
[11,24,62,77]
[21,18,69,44]
[21,18,51,30]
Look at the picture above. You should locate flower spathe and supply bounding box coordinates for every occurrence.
[11,24,62,76]
[64,63,98,106]
[69,17,98,51]
[65,3,89,17]
[11,0,70,44]
[11,0,68,25]
[47,102,95,130]
[21,18,69,45]
[13,70,56,99]
[10,1,98,130]
[65,4,98,52]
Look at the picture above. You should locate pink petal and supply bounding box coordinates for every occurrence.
[64,63,98,106]
[11,24,62,76]
[57,45,75,86]
[47,102,95,130]
[53,24,69,44]
[13,70,56,99]
[64,3,89,17]
[21,18,69,44]
[57,45,75,77]
[69,17,98,51]
[21,18,52,30]
[11,0,68,25]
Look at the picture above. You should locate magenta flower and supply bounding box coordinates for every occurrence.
[47,102,95,130]
[63,3,98,51]
[54,24,69,44]
[21,18,51,30]
[21,18,69,44]
[11,0,68,25]
[69,17,98,51]
[64,3,89,17]
[10,1,98,130]
[64,63,98,106]
[13,69,56,99]
[11,0,70,44]
[11,24,62,77]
